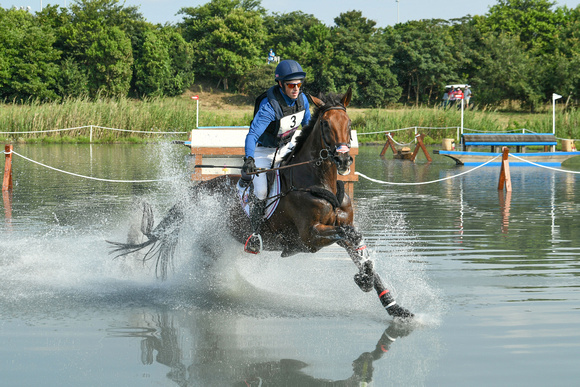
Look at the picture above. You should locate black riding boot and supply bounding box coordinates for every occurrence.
[244,195,266,254]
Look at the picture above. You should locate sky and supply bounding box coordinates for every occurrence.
[7,0,580,26]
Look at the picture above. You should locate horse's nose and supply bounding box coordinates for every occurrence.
[335,153,352,175]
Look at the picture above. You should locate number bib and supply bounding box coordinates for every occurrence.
[278,110,305,137]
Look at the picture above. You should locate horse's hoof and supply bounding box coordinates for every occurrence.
[354,272,374,292]
[386,304,414,320]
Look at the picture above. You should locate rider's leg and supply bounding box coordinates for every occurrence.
[243,147,274,253]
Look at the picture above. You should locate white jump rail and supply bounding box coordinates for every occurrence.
[186,127,359,197]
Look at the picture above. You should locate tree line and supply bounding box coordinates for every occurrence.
[1,0,578,110]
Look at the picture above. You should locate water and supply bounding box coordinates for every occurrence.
[1,143,580,386]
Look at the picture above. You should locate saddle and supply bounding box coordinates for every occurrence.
[236,170,346,219]
[236,170,281,220]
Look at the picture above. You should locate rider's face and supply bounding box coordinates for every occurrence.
[281,80,302,99]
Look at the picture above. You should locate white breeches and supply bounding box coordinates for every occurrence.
[252,142,294,200]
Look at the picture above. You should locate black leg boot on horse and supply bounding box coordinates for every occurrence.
[339,226,413,320]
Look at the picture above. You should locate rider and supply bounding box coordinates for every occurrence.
[239,59,311,253]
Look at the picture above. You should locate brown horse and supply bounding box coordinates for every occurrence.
[109,88,413,319]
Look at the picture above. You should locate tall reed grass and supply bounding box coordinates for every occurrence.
[351,106,580,144]
[0,96,253,143]
[0,96,577,144]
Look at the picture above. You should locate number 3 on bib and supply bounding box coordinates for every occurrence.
[278,111,305,136]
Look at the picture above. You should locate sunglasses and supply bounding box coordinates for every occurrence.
[285,82,302,89]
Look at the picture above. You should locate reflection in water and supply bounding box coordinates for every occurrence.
[119,312,416,387]
[498,189,511,234]
[2,189,11,223]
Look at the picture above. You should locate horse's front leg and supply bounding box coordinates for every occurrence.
[336,225,374,292]
[338,225,414,319]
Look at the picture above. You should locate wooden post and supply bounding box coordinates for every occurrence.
[380,133,398,157]
[3,144,13,191]
[498,147,512,192]
[411,134,432,162]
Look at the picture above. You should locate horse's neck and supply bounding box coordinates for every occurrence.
[289,126,337,191]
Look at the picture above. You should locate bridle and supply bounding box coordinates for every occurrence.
[317,105,352,167]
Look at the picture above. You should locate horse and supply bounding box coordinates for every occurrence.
[109,88,413,319]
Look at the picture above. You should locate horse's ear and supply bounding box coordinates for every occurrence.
[341,87,352,108]
[309,95,325,109]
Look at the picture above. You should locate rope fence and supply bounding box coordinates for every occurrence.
[355,155,502,185]
[3,145,580,189]
[0,125,189,142]
[4,148,183,183]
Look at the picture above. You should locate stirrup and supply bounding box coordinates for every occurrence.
[244,233,263,254]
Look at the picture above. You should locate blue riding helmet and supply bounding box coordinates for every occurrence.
[275,60,306,82]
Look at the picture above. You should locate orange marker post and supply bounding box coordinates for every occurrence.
[3,144,13,191]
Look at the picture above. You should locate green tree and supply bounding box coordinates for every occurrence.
[133,26,195,97]
[385,19,456,105]
[0,8,60,101]
[178,0,266,90]
[264,11,324,56]
[327,11,400,107]
[133,29,171,97]
[473,33,542,110]
[60,0,143,97]
[478,0,564,54]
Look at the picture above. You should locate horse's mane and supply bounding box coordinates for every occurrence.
[282,92,345,163]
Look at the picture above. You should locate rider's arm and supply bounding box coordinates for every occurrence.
[301,94,311,127]
[245,99,276,158]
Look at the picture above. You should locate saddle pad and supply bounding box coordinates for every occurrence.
[237,170,281,220]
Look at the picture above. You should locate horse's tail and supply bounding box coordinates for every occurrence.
[108,200,185,280]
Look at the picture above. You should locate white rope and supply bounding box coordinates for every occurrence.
[10,150,182,183]
[387,133,414,147]
[508,153,580,174]
[89,125,188,134]
[356,155,501,185]
[0,125,188,135]
[0,125,89,134]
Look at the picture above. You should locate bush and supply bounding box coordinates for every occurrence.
[237,65,276,99]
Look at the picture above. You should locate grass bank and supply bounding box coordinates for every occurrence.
[0,94,578,145]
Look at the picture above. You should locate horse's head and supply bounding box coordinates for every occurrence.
[310,87,353,175]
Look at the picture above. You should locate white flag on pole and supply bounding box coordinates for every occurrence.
[553,93,563,100]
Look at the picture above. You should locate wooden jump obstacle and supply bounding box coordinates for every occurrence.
[380,133,432,162]
[185,128,359,198]
[462,133,557,153]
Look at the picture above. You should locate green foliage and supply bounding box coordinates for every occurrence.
[386,19,457,106]
[237,65,276,99]
[2,0,580,111]
[329,11,401,107]
[178,0,266,90]
[479,0,562,53]
[474,33,543,110]
[0,8,60,101]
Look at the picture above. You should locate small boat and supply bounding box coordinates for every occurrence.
[433,133,580,166]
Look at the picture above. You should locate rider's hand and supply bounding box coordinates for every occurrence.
[242,156,257,174]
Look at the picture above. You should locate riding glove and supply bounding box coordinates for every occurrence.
[242,156,257,174]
